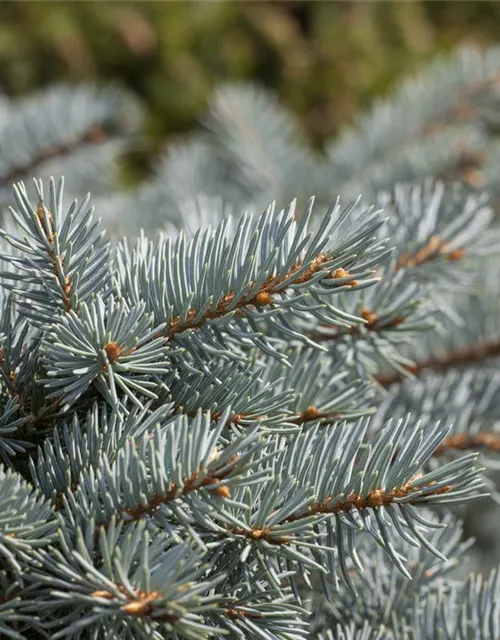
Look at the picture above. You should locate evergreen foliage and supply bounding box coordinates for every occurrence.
[0,84,140,211]
[2,45,500,639]
[90,46,500,239]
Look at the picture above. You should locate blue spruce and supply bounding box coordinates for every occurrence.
[1,45,500,639]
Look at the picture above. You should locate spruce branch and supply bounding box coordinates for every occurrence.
[180,417,485,590]
[305,181,499,382]
[0,85,141,207]
[0,569,35,640]
[0,466,56,573]
[0,125,108,190]
[319,622,384,640]
[32,401,172,503]
[166,48,500,217]
[434,432,500,457]
[304,265,433,380]
[378,181,498,283]
[375,338,500,387]
[401,567,500,639]
[116,197,386,359]
[165,255,352,339]
[210,592,309,639]
[28,519,229,640]
[319,181,498,344]
[61,410,263,531]
[203,83,315,206]
[0,307,33,459]
[313,511,472,632]
[40,297,172,410]
[262,347,376,426]
[161,349,375,435]
[0,169,497,638]
[163,360,296,432]
[371,368,500,495]
[324,46,500,200]
[393,234,467,272]
[0,301,66,452]
[0,177,111,325]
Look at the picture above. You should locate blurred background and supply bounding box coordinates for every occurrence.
[3,1,500,183]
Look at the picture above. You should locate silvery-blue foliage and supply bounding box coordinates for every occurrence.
[2,44,500,640]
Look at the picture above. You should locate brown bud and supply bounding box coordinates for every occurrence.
[300,406,321,423]
[361,308,377,327]
[250,529,266,540]
[254,291,273,306]
[104,341,121,363]
[446,247,467,262]
[332,268,349,279]
[123,600,152,616]
[211,485,231,498]
[91,590,114,599]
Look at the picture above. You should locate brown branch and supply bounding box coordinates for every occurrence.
[122,457,235,521]
[308,308,407,343]
[291,406,344,426]
[166,261,358,339]
[180,406,343,430]
[37,204,72,312]
[226,526,291,546]
[91,586,262,622]
[0,126,108,189]
[375,338,500,387]
[283,475,450,524]
[434,432,500,457]
[394,235,467,272]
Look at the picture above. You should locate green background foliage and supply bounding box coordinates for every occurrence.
[2,0,500,178]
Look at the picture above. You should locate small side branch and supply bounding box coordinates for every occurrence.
[394,235,467,272]
[121,460,234,522]
[0,126,107,189]
[376,338,500,387]
[308,307,406,343]
[283,475,450,524]
[167,262,358,339]
[36,204,72,312]
[435,432,500,457]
